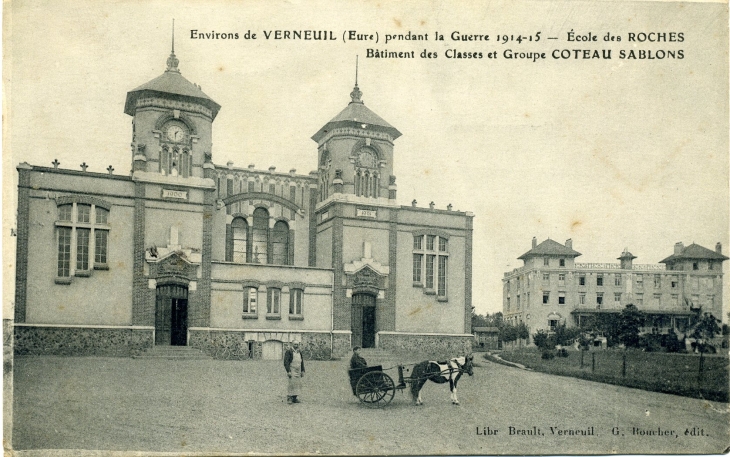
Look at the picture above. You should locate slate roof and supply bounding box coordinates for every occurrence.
[518,239,582,260]
[124,55,221,120]
[311,86,401,142]
[659,243,729,263]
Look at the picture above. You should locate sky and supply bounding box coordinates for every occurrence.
[4,0,729,318]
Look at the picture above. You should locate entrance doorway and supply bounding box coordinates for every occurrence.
[156,284,189,346]
[352,293,376,348]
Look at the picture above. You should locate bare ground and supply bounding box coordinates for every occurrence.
[11,355,730,455]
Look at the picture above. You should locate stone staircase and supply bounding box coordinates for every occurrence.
[134,345,211,360]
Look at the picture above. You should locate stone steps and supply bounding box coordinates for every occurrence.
[134,345,211,360]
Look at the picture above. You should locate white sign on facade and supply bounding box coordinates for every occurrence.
[356,209,377,218]
[162,189,188,200]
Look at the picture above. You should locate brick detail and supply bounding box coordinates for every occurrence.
[195,189,215,327]
[383,210,398,332]
[132,183,147,325]
[225,224,232,261]
[464,215,474,334]
[378,333,473,359]
[308,186,318,267]
[332,206,349,331]
[14,169,31,322]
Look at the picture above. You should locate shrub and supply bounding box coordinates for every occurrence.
[533,330,549,349]
[541,350,555,360]
[556,348,569,357]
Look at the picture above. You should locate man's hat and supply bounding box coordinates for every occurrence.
[353,346,361,351]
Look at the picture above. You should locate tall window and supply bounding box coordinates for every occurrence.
[543,292,549,304]
[271,221,290,265]
[596,292,604,306]
[413,254,423,282]
[267,288,281,315]
[596,274,604,286]
[579,293,586,305]
[654,275,661,288]
[289,289,303,316]
[231,217,248,263]
[579,274,586,286]
[615,275,622,286]
[56,202,110,279]
[635,274,643,288]
[252,208,269,264]
[413,233,449,297]
[243,287,257,315]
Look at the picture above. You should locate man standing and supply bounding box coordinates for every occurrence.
[284,341,305,404]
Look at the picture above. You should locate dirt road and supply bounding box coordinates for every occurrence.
[12,355,729,455]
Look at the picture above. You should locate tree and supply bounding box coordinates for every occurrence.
[616,304,645,348]
[691,312,721,353]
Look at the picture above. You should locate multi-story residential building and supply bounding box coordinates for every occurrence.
[503,238,727,338]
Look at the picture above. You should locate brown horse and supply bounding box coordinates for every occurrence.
[409,354,474,405]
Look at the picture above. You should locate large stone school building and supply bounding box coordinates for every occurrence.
[13,47,474,359]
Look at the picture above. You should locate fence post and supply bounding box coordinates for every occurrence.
[592,352,595,373]
[697,350,704,395]
[622,351,627,377]
[580,350,584,368]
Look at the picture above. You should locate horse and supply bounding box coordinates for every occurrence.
[409,354,474,406]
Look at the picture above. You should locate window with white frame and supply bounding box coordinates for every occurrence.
[615,275,622,286]
[635,293,643,306]
[579,274,586,286]
[543,292,550,305]
[558,274,565,286]
[542,273,550,283]
[544,258,550,266]
[635,274,643,288]
[579,293,586,305]
[413,234,449,298]
[654,274,661,288]
[56,202,110,281]
[614,292,621,304]
[267,288,281,317]
[596,274,604,286]
[289,288,303,317]
[558,292,565,305]
[653,293,661,307]
[242,287,258,316]
[596,292,604,306]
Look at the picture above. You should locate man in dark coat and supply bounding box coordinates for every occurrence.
[283,342,305,404]
[350,346,367,369]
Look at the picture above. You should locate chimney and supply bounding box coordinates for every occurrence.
[565,238,573,249]
[532,237,537,249]
[716,242,722,254]
[674,242,684,255]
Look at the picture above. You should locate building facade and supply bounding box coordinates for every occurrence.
[503,238,727,338]
[13,48,474,359]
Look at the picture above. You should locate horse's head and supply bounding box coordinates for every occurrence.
[463,353,474,376]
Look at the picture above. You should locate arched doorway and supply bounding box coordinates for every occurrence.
[155,284,188,346]
[352,293,377,348]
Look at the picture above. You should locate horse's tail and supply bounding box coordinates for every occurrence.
[410,361,429,401]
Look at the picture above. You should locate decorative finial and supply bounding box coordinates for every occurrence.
[166,19,180,73]
[349,55,363,103]
[412,199,417,207]
[52,159,60,169]
[80,162,88,172]
[429,201,435,210]
[107,165,114,175]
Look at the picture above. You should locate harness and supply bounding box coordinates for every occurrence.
[431,357,466,381]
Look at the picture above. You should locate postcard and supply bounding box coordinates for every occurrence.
[3,0,728,455]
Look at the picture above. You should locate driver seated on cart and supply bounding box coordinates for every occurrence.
[350,346,368,370]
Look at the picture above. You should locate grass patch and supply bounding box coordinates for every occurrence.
[498,348,729,402]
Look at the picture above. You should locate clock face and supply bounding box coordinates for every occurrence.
[166,125,185,142]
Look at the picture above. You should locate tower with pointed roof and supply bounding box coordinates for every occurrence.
[124,29,220,180]
[311,76,401,205]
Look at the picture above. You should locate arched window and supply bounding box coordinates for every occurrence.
[231,217,248,263]
[252,208,269,264]
[271,220,290,265]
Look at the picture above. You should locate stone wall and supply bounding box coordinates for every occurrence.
[189,329,350,360]
[378,333,473,359]
[14,326,153,357]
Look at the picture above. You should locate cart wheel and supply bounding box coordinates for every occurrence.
[355,371,395,408]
